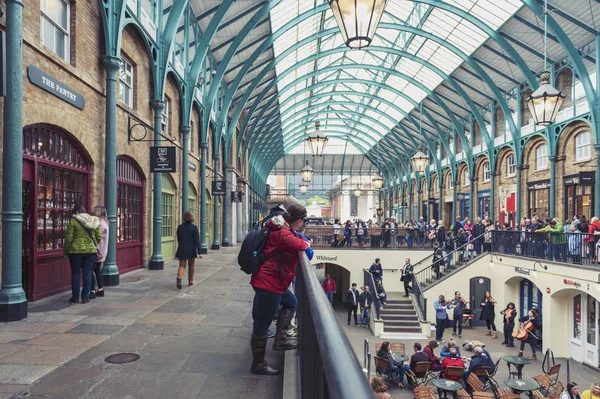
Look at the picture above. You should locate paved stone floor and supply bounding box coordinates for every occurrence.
[0,247,284,399]
[335,296,600,399]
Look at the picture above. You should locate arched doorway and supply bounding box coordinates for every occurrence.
[161,174,176,260]
[469,276,491,326]
[322,262,351,304]
[22,124,91,301]
[520,278,543,318]
[116,156,144,273]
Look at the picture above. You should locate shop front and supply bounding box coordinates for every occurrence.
[458,193,470,219]
[400,202,408,223]
[444,195,453,227]
[421,200,428,221]
[570,292,600,368]
[499,184,516,227]
[413,199,419,221]
[528,180,550,220]
[429,198,439,221]
[22,125,91,301]
[564,172,594,221]
[477,190,491,219]
[116,156,144,274]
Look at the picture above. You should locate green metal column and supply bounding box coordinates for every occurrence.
[181,125,191,218]
[377,190,382,223]
[438,177,444,223]
[222,163,231,247]
[595,36,600,215]
[489,165,496,222]
[0,0,27,322]
[549,155,557,217]
[515,165,523,222]
[469,173,475,221]
[417,178,423,219]
[212,156,221,250]
[101,56,121,286]
[199,142,208,254]
[149,100,165,270]
[452,172,458,221]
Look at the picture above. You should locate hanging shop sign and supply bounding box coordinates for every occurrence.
[528,180,550,191]
[401,202,408,207]
[231,191,243,203]
[564,172,595,185]
[27,65,85,110]
[150,146,176,172]
[212,181,226,196]
[376,208,383,216]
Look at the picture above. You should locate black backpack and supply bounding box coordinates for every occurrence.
[238,226,270,274]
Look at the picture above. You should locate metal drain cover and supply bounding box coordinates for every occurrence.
[104,353,140,364]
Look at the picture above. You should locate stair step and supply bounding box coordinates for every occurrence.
[381,315,418,321]
[381,309,416,315]
[384,321,420,327]
[385,299,412,304]
[384,326,422,333]
[382,305,414,310]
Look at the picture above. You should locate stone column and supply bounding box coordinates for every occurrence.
[100,55,121,285]
[549,155,557,218]
[515,164,523,222]
[222,164,231,247]
[0,0,27,321]
[149,100,165,270]
[181,125,191,217]
[212,156,221,250]
[199,143,208,254]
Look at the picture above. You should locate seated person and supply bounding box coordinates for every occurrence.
[466,345,495,384]
[375,280,387,306]
[440,340,461,361]
[441,348,465,381]
[423,340,442,370]
[376,341,405,388]
[409,342,429,371]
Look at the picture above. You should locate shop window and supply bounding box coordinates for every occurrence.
[161,190,174,238]
[463,169,470,187]
[536,144,549,170]
[506,154,516,176]
[573,294,582,340]
[40,0,70,61]
[116,157,143,243]
[575,131,591,162]
[119,56,134,108]
[587,295,596,345]
[483,161,491,182]
[162,97,170,137]
[188,182,197,216]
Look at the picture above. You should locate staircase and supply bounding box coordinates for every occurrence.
[418,252,486,291]
[379,293,427,340]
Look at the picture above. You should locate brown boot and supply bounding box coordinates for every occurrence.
[250,334,279,375]
[176,278,182,290]
[485,330,492,336]
[491,332,498,339]
[517,351,524,357]
[273,309,298,351]
[530,355,537,361]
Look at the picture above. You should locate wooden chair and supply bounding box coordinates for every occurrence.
[467,372,485,393]
[489,378,513,398]
[531,390,547,399]
[487,358,502,384]
[473,392,495,399]
[498,395,521,399]
[473,366,491,378]
[456,389,472,399]
[444,366,465,381]
[549,381,564,399]
[374,356,396,384]
[406,361,432,388]
[414,386,438,399]
[533,364,561,393]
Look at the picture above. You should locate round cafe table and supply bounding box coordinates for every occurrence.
[432,378,463,399]
[504,379,539,397]
[393,354,409,363]
[502,355,531,380]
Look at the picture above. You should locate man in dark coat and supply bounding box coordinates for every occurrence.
[175,211,203,289]
[359,286,374,327]
[472,217,485,255]
[452,217,463,236]
[347,283,360,326]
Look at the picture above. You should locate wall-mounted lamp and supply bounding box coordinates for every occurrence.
[489,254,502,268]
[531,261,548,278]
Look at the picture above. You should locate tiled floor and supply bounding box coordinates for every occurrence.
[0,247,284,399]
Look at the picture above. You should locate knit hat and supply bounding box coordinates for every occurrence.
[286,203,307,223]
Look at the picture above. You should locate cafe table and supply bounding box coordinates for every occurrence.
[432,378,464,399]
[502,355,531,379]
[504,379,539,397]
[393,354,409,363]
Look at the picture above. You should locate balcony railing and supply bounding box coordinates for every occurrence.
[303,226,440,249]
[296,252,374,399]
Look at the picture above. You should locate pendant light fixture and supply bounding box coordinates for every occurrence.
[412,94,428,173]
[329,0,388,49]
[300,160,314,182]
[372,141,384,189]
[353,184,362,197]
[299,183,309,194]
[307,121,328,157]
[525,0,565,126]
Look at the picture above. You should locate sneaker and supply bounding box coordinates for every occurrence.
[267,329,276,338]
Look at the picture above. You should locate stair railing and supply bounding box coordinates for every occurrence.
[363,269,383,319]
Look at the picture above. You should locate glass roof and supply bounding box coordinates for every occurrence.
[266,0,522,153]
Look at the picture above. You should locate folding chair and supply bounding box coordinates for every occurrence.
[467,372,485,393]
[473,393,495,399]
[414,386,438,399]
[374,355,399,386]
[549,381,564,399]
[487,358,502,385]
[456,389,472,399]
[406,361,432,388]
[444,366,465,381]
[489,378,513,399]
[533,364,561,394]
[532,390,547,399]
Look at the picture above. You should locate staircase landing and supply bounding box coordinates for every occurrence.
[379,296,427,340]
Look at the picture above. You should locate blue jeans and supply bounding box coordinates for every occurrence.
[325,290,334,305]
[361,307,371,325]
[252,288,297,333]
[407,235,414,248]
[252,287,282,337]
[69,254,95,301]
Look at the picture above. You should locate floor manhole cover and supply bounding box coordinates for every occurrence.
[121,276,142,283]
[104,353,140,364]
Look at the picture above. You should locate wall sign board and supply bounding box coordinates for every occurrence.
[27,65,85,110]
[212,181,226,196]
[150,147,176,173]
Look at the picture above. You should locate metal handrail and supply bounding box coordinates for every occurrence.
[296,252,374,399]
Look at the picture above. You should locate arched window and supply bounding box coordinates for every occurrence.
[536,144,548,170]
[117,156,143,244]
[506,154,516,176]
[463,169,470,186]
[575,131,591,161]
[483,161,491,182]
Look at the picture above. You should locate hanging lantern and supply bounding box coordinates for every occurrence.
[300,160,314,182]
[526,71,566,126]
[299,183,308,194]
[329,0,388,49]
[412,145,428,173]
[307,121,328,156]
[372,175,384,189]
[353,184,362,197]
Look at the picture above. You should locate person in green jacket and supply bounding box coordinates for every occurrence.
[538,219,566,261]
[64,204,102,303]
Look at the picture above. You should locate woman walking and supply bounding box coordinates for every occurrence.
[175,211,203,289]
[480,291,498,338]
[64,205,102,304]
[89,206,109,299]
[249,203,310,375]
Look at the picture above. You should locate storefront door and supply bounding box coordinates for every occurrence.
[478,191,491,219]
[432,201,439,221]
[585,295,599,366]
[571,293,600,367]
[470,277,490,327]
[22,165,34,300]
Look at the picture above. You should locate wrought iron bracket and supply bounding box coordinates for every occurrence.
[127,113,177,144]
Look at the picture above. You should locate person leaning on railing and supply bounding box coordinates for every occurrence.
[538,219,566,262]
[567,224,583,264]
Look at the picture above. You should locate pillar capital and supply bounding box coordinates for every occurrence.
[150,100,165,112]
[548,155,557,162]
[200,142,208,150]
[181,125,191,137]
[101,55,121,71]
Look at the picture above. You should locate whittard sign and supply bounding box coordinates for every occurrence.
[27,65,85,110]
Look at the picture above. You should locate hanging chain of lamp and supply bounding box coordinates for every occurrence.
[525,0,565,126]
[412,91,429,173]
[372,141,384,189]
[329,0,388,49]
[307,121,329,157]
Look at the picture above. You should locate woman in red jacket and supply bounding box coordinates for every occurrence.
[423,340,441,370]
[249,203,310,375]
